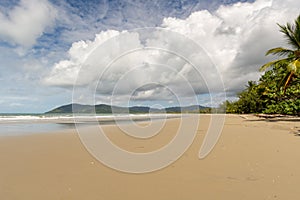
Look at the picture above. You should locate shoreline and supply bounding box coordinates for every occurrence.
[0,113,183,136]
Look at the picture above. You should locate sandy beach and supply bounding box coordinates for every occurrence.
[1,114,300,200]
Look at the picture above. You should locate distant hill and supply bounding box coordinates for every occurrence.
[46,103,210,114]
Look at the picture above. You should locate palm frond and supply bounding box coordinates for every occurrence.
[278,23,300,49]
[261,15,300,93]
[295,15,300,41]
[288,59,300,74]
[265,47,294,57]
[295,15,300,49]
[259,58,291,71]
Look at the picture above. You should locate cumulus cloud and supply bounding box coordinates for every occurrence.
[44,30,125,87]
[44,28,218,106]
[0,0,57,47]
[162,0,299,90]
[44,0,300,106]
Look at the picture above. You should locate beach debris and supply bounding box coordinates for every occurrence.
[290,126,300,136]
[255,114,285,119]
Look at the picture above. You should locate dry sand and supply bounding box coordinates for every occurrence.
[0,114,300,200]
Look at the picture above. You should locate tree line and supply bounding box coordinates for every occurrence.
[222,15,300,116]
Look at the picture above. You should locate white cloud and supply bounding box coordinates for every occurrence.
[44,30,124,87]
[44,0,300,106]
[44,28,217,106]
[0,0,57,47]
[162,0,299,89]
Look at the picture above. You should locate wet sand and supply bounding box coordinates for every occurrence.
[0,114,300,200]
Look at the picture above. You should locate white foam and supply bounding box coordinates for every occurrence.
[0,113,180,124]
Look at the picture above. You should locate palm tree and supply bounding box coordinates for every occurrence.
[260,15,300,92]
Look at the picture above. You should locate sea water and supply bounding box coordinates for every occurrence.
[0,113,179,136]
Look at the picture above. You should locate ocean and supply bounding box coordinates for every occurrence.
[0,113,180,136]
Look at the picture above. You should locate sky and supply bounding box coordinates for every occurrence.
[0,0,299,113]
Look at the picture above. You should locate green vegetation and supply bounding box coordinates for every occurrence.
[224,15,300,116]
[46,103,209,114]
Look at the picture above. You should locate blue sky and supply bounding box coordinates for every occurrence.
[0,0,299,113]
